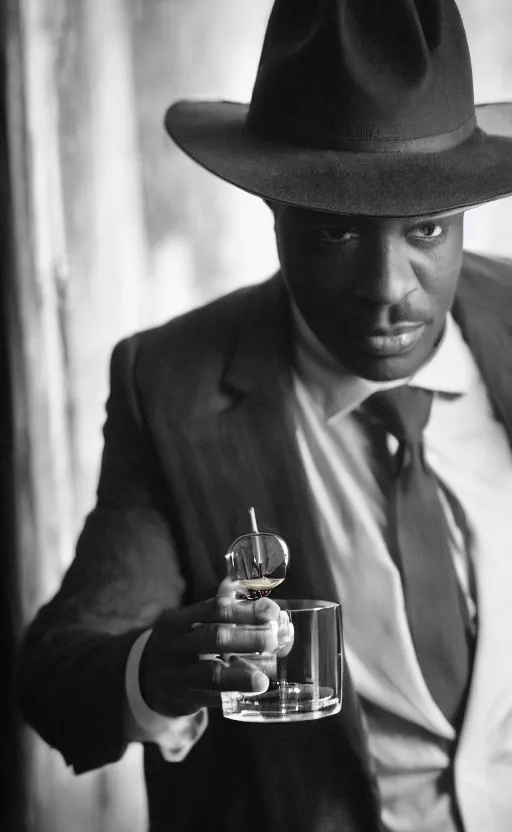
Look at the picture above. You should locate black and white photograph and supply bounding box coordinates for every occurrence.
[2,2,512,830]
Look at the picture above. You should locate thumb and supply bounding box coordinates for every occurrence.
[216,577,241,599]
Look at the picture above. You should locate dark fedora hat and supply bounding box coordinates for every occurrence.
[165,0,512,218]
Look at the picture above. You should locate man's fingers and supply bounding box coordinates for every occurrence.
[216,578,239,598]
[188,657,270,696]
[210,594,281,625]
[156,596,282,642]
[173,620,279,656]
[277,613,294,658]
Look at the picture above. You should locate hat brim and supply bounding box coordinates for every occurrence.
[165,101,512,218]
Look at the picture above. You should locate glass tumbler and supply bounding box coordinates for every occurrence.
[222,599,343,723]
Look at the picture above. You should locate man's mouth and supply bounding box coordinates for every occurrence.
[355,323,426,357]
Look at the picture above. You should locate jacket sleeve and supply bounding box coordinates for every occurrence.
[18,335,187,774]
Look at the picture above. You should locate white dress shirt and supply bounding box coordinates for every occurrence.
[125,311,512,832]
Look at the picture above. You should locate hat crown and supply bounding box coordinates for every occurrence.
[247,0,476,150]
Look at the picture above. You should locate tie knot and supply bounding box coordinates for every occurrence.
[363,386,433,443]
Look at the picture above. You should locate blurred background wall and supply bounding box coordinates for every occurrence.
[2,1,512,830]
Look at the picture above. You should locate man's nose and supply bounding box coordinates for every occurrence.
[354,237,418,306]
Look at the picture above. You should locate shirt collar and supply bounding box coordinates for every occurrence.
[292,303,476,421]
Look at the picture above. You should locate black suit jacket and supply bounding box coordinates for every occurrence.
[19,252,512,832]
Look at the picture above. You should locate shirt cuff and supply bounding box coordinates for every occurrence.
[125,628,208,762]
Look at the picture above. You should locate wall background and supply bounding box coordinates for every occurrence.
[4,1,512,829]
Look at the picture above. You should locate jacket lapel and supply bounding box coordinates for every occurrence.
[181,275,338,604]
[183,284,380,812]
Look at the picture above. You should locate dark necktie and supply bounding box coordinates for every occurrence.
[363,386,472,726]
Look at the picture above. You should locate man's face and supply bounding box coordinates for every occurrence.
[274,206,464,381]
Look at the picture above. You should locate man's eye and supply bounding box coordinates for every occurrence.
[318,228,358,244]
[409,223,444,240]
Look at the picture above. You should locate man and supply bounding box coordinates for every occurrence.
[18,1,512,831]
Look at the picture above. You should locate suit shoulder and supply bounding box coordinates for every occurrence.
[462,250,512,289]
[112,278,274,403]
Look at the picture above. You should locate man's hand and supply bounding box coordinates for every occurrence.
[139,580,293,716]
